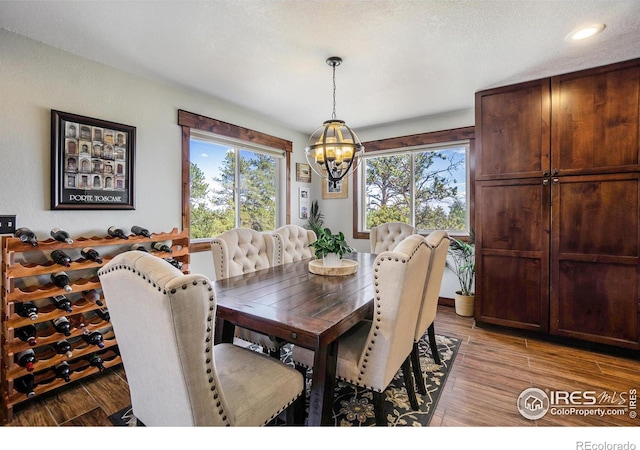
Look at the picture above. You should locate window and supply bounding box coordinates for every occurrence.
[178,110,293,252]
[362,143,469,231]
[354,127,475,238]
[189,131,283,239]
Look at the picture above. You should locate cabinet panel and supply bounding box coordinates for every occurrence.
[475,79,550,180]
[552,62,640,175]
[475,178,550,331]
[550,174,640,348]
[553,261,638,347]
[477,254,548,331]
[553,174,639,257]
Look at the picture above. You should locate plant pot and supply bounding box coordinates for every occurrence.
[323,253,341,267]
[454,292,475,317]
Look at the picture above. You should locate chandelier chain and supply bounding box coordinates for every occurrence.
[331,62,337,120]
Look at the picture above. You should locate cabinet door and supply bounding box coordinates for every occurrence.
[475,178,550,331]
[550,173,640,349]
[552,61,640,176]
[475,79,551,181]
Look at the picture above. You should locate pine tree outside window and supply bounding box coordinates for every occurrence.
[361,142,469,234]
[189,131,283,240]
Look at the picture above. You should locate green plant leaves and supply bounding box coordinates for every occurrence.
[309,227,355,259]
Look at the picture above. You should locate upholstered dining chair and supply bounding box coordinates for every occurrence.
[210,228,281,356]
[272,224,316,264]
[369,222,418,254]
[410,230,450,396]
[98,251,304,426]
[291,234,432,426]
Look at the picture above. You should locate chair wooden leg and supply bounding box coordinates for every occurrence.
[411,342,427,396]
[427,323,441,365]
[402,356,419,411]
[373,390,386,426]
[286,393,306,426]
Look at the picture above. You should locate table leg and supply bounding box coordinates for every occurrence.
[307,340,338,426]
[214,318,235,344]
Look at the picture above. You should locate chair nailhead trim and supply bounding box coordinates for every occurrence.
[102,255,233,425]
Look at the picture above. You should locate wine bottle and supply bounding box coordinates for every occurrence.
[14,374,36,398]
[54,362,71,382]
[50,228,73,244]
[51,249,72,267]
[50,295,72,312]
[82,289,103,307]
[130,243,148,252]
[16,324,38,346]
[51,271,72,292]
[84,331,105,348]
[87,354,105,372]
[151,242,173,253]
[164,258,183,270]
[53,316,72,336]
[15,301,38,321]
[96,308,110,322]
[81,247,103,264]
[54,340,73,358]
[131,225,152,238]
[15,227,38,246]
[107,226,129,240]
[69,314,87,333]
[16,349,36,372]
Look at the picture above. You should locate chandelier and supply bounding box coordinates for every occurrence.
[305,56,364,183]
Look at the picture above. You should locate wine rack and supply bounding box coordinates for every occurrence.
[1,227,190,423]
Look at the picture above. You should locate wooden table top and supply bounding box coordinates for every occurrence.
[213,252,377,350]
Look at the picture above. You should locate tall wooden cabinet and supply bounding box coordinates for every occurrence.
[475,58,640,349]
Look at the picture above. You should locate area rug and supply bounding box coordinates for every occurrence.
[109,332,460,427]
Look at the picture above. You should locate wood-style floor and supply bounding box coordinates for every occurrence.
[4,304,640,427]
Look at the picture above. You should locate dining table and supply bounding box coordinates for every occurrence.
[213,252,377,426]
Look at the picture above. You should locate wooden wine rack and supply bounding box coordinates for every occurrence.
[0,227,190,423]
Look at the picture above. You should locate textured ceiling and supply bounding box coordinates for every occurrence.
[2,0,640,134]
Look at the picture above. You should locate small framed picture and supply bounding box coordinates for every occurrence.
[321,169,348,199]
[296,163,312,183]
[51,110,135,210]
[299,187,310,219]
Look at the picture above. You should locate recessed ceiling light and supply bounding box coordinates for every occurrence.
[568,23,606,40]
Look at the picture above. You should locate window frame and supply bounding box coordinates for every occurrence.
[178,109,292,253]
[189,131,285,237]
[352,126,475,240]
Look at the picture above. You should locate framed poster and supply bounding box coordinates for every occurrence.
[299,187,310,219]
[51,110,135,210]
[296,163,312,183]
[321,170,348,199]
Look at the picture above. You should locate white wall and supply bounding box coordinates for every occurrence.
[0,29,309,281]
[0,28,473,297]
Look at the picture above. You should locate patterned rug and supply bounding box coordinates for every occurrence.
[109,333,460,427]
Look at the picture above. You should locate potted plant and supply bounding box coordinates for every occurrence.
[306,200,324,237]
[310,227,355,267]
[446,230,475,316]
